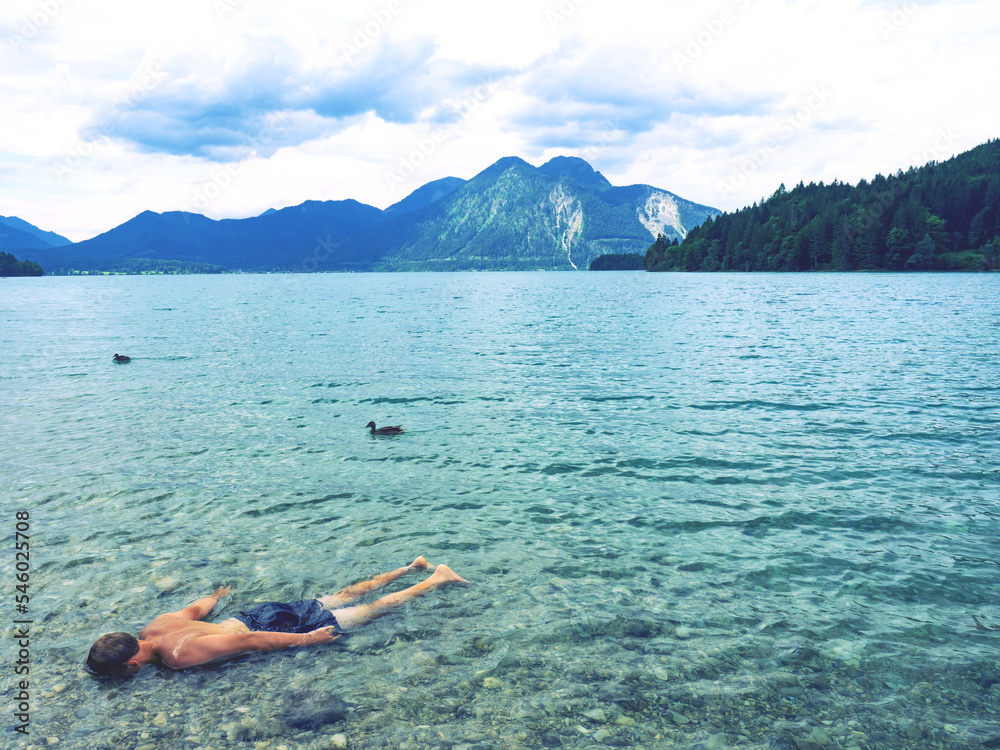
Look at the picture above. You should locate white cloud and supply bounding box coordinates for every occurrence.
[0,0,997,241]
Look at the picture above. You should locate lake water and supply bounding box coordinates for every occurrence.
[2,272,999,750]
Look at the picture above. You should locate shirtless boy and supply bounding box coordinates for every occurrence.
[86,557,468,675]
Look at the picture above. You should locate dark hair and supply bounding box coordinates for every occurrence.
[86,632,140,675]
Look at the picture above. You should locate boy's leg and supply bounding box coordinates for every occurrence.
[331,564,469,631]
[317,556,429,610]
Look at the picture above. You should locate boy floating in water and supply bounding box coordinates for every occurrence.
[86,557,468,675]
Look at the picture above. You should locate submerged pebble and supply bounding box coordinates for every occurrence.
[281,690,348,729]
[154,576,180,592]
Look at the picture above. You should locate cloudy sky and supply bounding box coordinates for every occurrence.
[1,0,997,242]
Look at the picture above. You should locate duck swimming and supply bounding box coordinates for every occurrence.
[113,353,131,363]
[366,421,404,435]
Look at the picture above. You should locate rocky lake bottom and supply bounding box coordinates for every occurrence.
[3,272,999,749]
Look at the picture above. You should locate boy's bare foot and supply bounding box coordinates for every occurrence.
[429,564,470,585]
[409,556,430,572]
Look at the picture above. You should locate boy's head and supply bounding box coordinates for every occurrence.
[86,632,140,675]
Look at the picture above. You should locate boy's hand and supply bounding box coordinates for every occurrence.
[305,626,340,645]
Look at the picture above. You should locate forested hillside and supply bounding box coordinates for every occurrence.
[647,139,1000,271]
[0,251,44,276]
[589,253,645,270]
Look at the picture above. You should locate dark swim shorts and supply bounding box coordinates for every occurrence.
[234,599,341,634]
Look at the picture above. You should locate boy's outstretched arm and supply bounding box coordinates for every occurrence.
[163,626,339,668]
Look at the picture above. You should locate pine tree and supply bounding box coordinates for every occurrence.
[905,234,935,270]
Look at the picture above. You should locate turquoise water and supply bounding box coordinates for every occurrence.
[2,272,999,749]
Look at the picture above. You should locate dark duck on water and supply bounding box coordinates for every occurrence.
[113,353,131,363]
[366,421,404,435]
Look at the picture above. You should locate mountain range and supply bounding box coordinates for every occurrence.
[337,157,718,271]
[0,215,71,252]
[8,156,720,274]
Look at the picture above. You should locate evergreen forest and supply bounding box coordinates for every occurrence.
[589,253,646,270]
[0,251,44,276]
[647,139,1000,272]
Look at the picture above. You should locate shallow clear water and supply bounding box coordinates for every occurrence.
[2,272,999,750]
